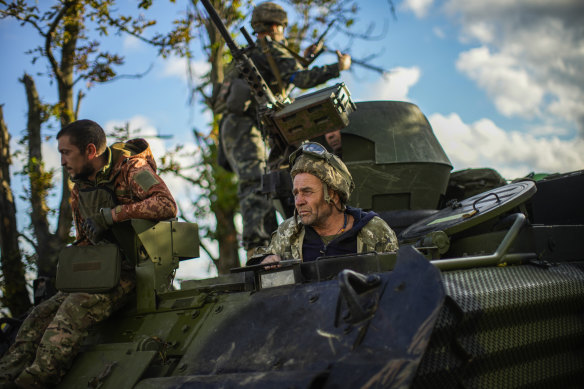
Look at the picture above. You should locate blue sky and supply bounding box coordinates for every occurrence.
[1,0,583,278]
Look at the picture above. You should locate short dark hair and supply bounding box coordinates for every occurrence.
[56,120,107,154]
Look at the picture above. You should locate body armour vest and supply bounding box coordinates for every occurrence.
[75,142,141,242]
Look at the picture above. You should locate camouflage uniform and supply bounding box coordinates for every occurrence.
[250,145,398,262]
[221,37,342,250]
[252,209,399,261]
[0,139,176,388]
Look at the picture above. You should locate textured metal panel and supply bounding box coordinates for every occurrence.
[413,262,584,388]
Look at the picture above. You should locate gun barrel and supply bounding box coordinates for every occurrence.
[240,27,256,49]
[200,0,241,55]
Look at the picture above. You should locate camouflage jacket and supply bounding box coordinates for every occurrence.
[252,207,399,262]
[219,37,340,111]
[247,37,341,94]
[71,139,177,245]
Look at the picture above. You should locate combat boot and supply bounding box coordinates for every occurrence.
[14,369,44,389]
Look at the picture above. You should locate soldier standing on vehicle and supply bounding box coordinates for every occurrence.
[218,1,352,256]
[248,142,398,265]
[0,119,177,388]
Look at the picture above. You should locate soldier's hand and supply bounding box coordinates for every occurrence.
[303,42,324,59]
[82,208,114,245]
[336,50,351,71]
[261,254,282,270]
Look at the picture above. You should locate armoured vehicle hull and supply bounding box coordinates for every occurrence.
[7,101,582,388]
[57,167,584,388]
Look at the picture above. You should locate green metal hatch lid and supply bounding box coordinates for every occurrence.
[400,181,537,241]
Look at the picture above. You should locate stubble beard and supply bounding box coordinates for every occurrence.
[298,202,333,229]
[70,162,96,181]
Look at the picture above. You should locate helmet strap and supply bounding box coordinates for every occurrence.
[323,182,346,212]
[323,182,331,204]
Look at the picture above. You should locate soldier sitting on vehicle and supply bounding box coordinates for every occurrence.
[0,119,177,388]
[249,142,398,265]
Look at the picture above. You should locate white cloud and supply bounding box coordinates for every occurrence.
[433,26,445,39]
[443,0,584,134]
[122,35,144,51]
[429,112,584,179]
[161,56,211,83]
[462,22,494,44]
[348,66,421,102]
[456,46,544,118]
[401,0,435,18]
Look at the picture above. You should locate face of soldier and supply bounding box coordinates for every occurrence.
[265,23,285,42]
[293,172,334,228]
[325,131,342,152]
[58,135,96,180]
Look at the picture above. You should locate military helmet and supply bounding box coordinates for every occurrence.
[290,142,355,204]
[251,2,288,33]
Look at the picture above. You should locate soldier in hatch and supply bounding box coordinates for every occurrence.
[249,142,398,265]
[219,1,352,256]
[0,119,177,388]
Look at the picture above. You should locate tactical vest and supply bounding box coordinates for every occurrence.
[75,142,142,242]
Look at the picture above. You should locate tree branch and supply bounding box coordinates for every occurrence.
[84,63,154,85]
[74,89,84,120]
[18,232,39,253]
[44,0,73,85]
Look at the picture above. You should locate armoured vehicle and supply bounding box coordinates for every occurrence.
[13,99,577,388]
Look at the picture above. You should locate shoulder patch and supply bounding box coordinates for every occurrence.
[134,169,160,192]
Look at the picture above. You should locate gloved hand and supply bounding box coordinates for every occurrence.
[82,208,114,244]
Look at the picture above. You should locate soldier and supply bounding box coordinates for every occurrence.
[219,1,351,256]
[249,142,398,265]
[0,119,177,388]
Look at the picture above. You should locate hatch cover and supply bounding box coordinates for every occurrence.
[400,181,536,241]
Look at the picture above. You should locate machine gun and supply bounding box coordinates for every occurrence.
[200,0,356,170]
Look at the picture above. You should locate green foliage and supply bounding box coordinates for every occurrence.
[1,0,192,92]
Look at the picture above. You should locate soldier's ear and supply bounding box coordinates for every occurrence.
[329,188,340,205]
[85,143,98,160]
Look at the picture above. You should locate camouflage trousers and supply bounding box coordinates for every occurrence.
[220,113,278,249]
[0,277,135,388]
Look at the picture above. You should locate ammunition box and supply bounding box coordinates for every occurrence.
[273,83,356,143]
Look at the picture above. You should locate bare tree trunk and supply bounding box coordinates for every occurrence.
[53,3,83,273]
[21,74,60,278]
[198,0,240,273]
[213,207,240,273]
[0,105,32,316]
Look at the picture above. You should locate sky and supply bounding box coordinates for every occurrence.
[1,0,583,280]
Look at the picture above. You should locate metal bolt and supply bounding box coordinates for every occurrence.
[191,309,200,319]
[214,305,223,314]
[309,294,319,303]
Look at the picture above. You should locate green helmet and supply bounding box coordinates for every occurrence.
[290,142,355,204]
[251,2,288,33]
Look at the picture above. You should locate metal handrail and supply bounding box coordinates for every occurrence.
[431,213,535,271]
